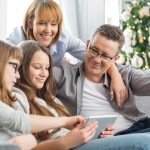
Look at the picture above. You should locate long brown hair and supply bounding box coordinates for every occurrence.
[17,40,70,140]
[23,0,63,45]
[0,40,22,107]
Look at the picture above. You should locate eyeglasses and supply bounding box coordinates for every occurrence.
[88,45,115,62]
[8,62,19,73]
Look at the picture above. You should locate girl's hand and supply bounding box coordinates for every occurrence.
[100,125,115,138]
[63,116,86,130]
[9,134,37,150]
[61,121,98,149]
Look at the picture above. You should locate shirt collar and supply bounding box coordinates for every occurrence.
[50,44,57,55]
[78,62,111,88]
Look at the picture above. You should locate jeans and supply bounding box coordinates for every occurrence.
[115,118,150,135]
[73,133,150,150]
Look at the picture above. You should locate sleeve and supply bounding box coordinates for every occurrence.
[6,26,26,45]
[0,101,31,134]
[116,63,150,96]
[63,30,86,61]
[129,68,150,96]
[53,66,65,88]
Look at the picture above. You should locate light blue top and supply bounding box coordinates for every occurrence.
[6,26,86,66]
[0,88,31,141]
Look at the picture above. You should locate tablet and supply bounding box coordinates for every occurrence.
[85,115,117,139]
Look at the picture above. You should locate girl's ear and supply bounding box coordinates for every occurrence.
[27,18,33,29]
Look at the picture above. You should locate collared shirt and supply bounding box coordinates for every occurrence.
[54,62,150,122]
[6,26,86,66]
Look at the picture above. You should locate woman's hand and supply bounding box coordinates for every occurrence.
[61,121,98,149]
[63,116,86,130]
[100,125,115,138]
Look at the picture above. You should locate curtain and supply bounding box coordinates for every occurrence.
[58,0,106,42]
[105,0,122,26]
[58,0,88,41]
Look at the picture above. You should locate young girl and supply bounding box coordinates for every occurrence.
[16,40,106,142]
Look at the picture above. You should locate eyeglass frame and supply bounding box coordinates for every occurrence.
[88,44,118,62]
[8,62,19,73]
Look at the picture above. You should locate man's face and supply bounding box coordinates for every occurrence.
[84,34,119,81]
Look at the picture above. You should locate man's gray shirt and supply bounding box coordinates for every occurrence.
[54,62,150,121]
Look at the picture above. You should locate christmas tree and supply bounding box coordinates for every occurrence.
[117,0,150,70]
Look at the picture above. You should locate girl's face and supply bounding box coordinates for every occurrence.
[31,17,58,47]
[4,58,20,91]
[29,50,50,89]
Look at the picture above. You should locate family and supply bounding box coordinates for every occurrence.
[1,0,150,150]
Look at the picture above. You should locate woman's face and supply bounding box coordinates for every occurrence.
[4,58,20,91]
[29,50,50,89]
[30,17,58,47]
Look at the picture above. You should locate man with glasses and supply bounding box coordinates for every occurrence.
[54,24,150,135]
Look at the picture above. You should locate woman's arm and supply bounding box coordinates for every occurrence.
[107,64,128,108]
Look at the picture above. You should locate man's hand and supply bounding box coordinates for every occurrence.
[110,74,128,108]
[100,125,115,138]
[108,64,128,108]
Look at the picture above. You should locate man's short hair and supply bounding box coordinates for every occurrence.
[91,24,125,50]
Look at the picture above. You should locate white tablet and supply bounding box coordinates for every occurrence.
[85,115,117,139]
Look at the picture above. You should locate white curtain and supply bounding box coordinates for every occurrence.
[58,0,88,41]
[58,0,105,42]
[105,0,122,26]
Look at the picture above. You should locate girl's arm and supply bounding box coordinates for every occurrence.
[0,100,90,135]
[32,121,98,150]
[30,115,85,133]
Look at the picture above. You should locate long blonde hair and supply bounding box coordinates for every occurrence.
[23,0,63,45]
[17,40,70,140]
[0,40,22,107]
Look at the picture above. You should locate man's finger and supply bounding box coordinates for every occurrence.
[110,91,114,100]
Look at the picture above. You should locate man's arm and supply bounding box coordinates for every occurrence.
[107,64,128,108]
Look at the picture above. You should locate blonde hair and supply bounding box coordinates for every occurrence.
[17,40,70,140]
[23,0,63,45]
[0,40,22,107]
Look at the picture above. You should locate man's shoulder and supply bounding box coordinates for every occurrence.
[60,62,83,71]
